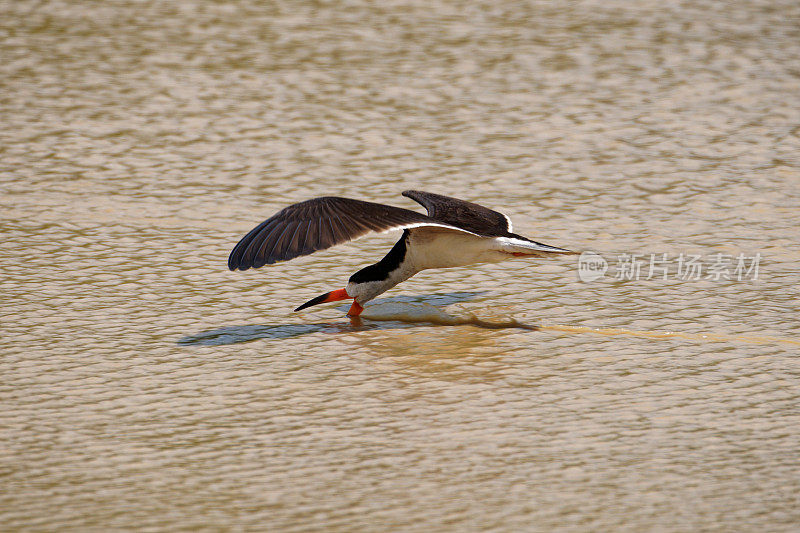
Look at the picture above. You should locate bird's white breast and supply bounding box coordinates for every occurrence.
[406,228,509,271]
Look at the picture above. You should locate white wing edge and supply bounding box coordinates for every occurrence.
[502,213,513,232]
[376,221,482,238]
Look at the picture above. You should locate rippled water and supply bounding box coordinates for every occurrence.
[3,0,800,531]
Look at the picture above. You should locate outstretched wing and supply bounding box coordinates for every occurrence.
[402,190,513,236]
[228,196,464,270]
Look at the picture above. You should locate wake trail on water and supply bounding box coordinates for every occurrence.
[360,302,799,345]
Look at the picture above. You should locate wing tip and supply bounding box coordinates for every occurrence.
[228,260,249,271]
[538,245,578,255]
[228,251,241,271]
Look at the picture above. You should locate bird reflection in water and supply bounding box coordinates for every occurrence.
[179,292,537,346]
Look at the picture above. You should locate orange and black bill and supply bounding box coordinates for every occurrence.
[294,288,350,312]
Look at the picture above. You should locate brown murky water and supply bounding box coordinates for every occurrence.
[3,1,800,531]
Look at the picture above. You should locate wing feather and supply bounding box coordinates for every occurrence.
[267,221,300,264]
[235,220,278,270]
[251,222,290,268]
[402,190,512,236]
[327,206,357,242]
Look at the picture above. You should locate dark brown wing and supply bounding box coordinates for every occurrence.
[402,190,513,236]
[228,196,453,270]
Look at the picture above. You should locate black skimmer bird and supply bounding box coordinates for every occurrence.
[228,190,576,317]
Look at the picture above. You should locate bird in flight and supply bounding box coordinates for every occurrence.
[228,190,576,316]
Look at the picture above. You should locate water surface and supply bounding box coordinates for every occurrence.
[2,1,800,531]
